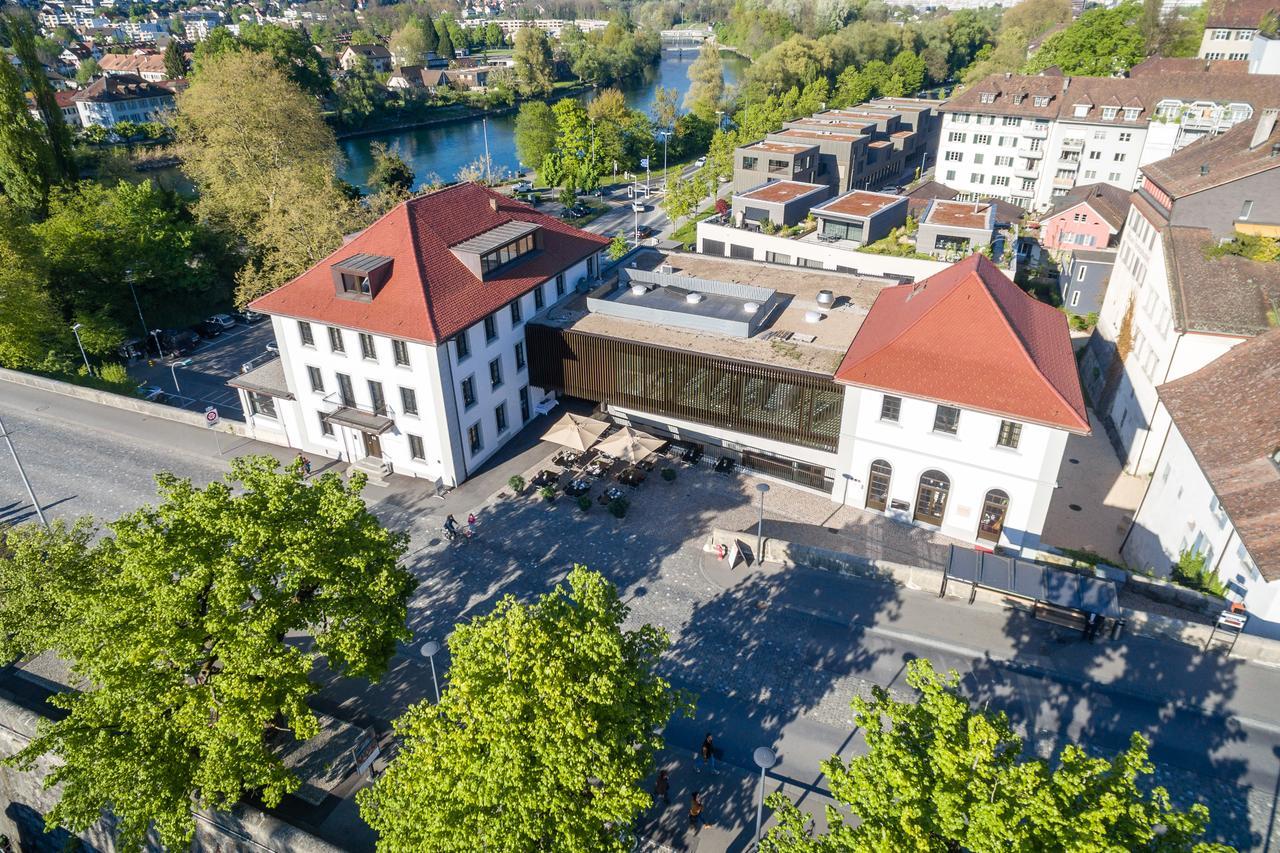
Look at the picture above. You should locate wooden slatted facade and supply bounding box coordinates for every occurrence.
[526,324,845,453]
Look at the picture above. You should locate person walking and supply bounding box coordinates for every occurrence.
[699,733,717,774]
[444,514,459,540]
[302,456,312,477]
[467,511,477,537]
[688,790,704,832]
[654,769,670,805]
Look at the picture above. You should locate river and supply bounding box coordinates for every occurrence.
[339,49,748,192]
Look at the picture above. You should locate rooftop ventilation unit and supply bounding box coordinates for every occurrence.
[686,292,705,304]
[630,284,648,296]
[744,301,760,314]
[659,264,674,274]
[804,310,823,324]
[816,289,834,306]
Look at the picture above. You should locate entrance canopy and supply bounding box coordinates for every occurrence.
[324,406,394,434]
[542,412,609,451]
[594,426,665,463]
[945,546,1122,619]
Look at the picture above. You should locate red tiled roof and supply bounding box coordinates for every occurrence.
[834,255,1090,433]
[250,183,608,345]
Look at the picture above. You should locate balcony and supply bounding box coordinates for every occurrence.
[1061,138,1085,152]
[1011,186,1034,198]
[1052,176,1075,189]
[1057,159,1080,171]
[1024,125,1049,139]
[1015,167,1040,179]
[1017,147,1044,159]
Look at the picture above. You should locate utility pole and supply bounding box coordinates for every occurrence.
[482,116,491,184]
[0,415,47,527]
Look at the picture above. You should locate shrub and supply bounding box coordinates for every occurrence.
[539,485,556,503]
[1172,549,1227,598]
[607,496,629,518]
[661,468,677,482]
[507,475,526,494]
[576,494,591,512]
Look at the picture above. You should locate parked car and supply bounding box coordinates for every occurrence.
[233,309,266,324]
[136,384,166,403]
[117,338,147,361]
[631,202,646,213]
[208,313,237,331]
[193,320,223,340]
[162,328,201,356]
[635,225,657,239]
[695,156,707,168]
[567,204,591,218]
[512,180,533,193]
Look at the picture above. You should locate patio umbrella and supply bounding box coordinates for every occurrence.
[594,427,665,463]
[542,412,609,452]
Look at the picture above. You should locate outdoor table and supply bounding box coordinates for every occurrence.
[531,469,558,488]
[599,485,625,503]
[565,478,592,497]
[618,468,646,486]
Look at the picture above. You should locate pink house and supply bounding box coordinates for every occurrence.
[1039,183,1130,252]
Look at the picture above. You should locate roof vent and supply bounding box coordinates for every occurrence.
[659,263,674,274]
[804,310,823,324]
[630,284,648,296]
[816,289,834,305]
[744,301,760,314]
[685,292,704,304]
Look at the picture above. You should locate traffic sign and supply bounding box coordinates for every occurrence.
[205,407,220,427]
[640,157,649,169]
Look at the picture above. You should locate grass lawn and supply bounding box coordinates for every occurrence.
[560,199,610,228]
[671,209,715,249]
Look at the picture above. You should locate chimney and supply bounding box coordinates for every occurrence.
[489,196,499,212]
[1249,108,1280,150]
[1062,76,1071,93]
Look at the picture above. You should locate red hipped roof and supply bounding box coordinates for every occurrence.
[834,255,1090,433]
[250,183,609,345]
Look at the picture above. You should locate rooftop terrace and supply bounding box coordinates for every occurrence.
[814,190,906,220]
[736,181,830,204]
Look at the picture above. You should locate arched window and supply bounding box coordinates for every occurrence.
[978,489,1010,543]
[914,470,950,526]
[866,460,892,512]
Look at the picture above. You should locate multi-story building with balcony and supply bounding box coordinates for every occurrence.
[936,72,1280,211]
[730,140,821,193]
[1198,0,1276,59]
[231,183,608,487]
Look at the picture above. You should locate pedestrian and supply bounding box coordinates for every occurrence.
[302,456,312,478]
[688,790,704,832]
[467,511,477,533]
[444,514,458,539]
[1085,612,1100,641]
[654,769,670,805]
[699,733,716,774]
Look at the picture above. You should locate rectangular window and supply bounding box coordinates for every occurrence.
[298,321,314,347]
[534,284,545,310]
[742,155,758,170]
[973,153,984,165]
[368,380,386,416]
[555,272,566,297]
[489,357,503,389]
[1070,290,1081,307]
[1118,132,1132,143]
[1240,200,1254,220]
[392,338,410,366]
[992,175,1009,187]
[880,394,901,423]
[933,405,960,434]
[408,434,425,460]
[1113,152,1126,162]
[948,131,966,142]
[766,251,792,264]
[468,423,483,454]
[307,366,323,393]
[319,411,334,436]
[328,326,345,353]
[400,386,418,416]
[455,329,471,361]
[519,386,530,422]
[495,402,508,434]
[359,333,377,361]
[997,420,1022,448]
[336,372,355,407]
[514,341,526,371]
[340,272,370,295]
[946,169,956,181]
[461,376,476,409]
[510,299,523,326]
[974,134,991,145]
[945,151,963,162]
[484,314,497,343]
[248,392,277,418]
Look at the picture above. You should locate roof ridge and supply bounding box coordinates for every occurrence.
[970,259,1089,430]
[402,201,442,341]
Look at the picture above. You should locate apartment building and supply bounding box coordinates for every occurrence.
[72,73,176,127]
[1082,112,1280,477]
[730,181,830,229]
[916,199,997,259]
[232,183,608,488]
[730,141,820,194]
[1198,0,1276,59]
[1122,329,1280,634]
[936,72,1280,211]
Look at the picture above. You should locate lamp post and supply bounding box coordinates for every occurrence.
[0,415,47,527]
[421,640,441,702]
[482,116,491,184]
[169,358,193,393]
[70,323,91,375]
[150,328,165,359]
[658,129,671,192]
[753,746,777,845]
[124,268,150,345]
[755,482,770,564]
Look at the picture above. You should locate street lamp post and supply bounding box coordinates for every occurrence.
[150,328,165,360]
[755,482,770,564]
[169,358,193,394]
[70,323,91,375]
[0,415,47,527]
[658,130,671,192]
[753,746,777,845]
[420,640,441,702]
[482,116,491,184]
[124,268,150,344]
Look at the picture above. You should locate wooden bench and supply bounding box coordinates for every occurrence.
[1033,601,1088,632]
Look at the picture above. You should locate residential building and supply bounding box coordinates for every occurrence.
[72,73,175,127]
[98,50,170,81]
[1082,111,1280,477]
[1123,329,1280,634]
[1198,0,1277,59]
[936,72,1280,211]
[233,183,608,487]
[528,250,1087,550]
[458,18,609,37]
[339,44,392,72]
[1038,183,1130,251]
[1249,29,1280,73]
[916,199,997,259]
[765,126,868,195]
[730,181,830,230]
[1059,249,1115,315]
[387,66,449,95]
[731,140,820,193]
[183,10,225,41]
[810,190,908,247]
[30,90,84,128]
[1128,56,1249,76]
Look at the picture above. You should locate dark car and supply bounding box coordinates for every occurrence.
[160,328,201,356]
[117,338,147,361]
[193,320,223,340]
[232,309,267,325]
[635,225,657,239]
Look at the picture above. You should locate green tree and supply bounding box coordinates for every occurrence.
[484,21,503,49]
[607,230,630,260]
[652,84,679,130]
[4,13,76,184]
[177,50,351,306]
[435,18,455,60]
[420,7,438,55]
[514,100,558,172]
[685,41,725,120]
[1026,0,1146,76]
[513,26,554,96]
[368,141,415,195]
[2,457,415,849]
[163,37,187,78]
[662,173,707,225]
[0,57,56,218]
[389,15,431,67]
[193,23,330,98]
[74,56,101,85]
[0,200,67,369]
[335,56,383,125]
[762,660,1226,852]
[358,566,691,852]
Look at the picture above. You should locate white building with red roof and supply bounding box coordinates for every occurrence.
[233,183,608,487]
[833,254,1089,549]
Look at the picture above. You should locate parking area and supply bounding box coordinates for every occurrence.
[126,319,277,421]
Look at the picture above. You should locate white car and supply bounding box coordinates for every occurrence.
[512,180,533,193]
[695,156,707,168]
[208,313,237,331]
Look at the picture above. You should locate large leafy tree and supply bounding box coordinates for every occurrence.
[1,456,415,849]
[368,141,415,195]
[359,566,691,852]
[0,200,67,369]
[761,659,1228,852]
[3,12,76,184]
[1025,0,1146,76]
[0,57,56,218]
[684,41,725,120]
[163,38,187,78]
[389,14,432,66]
[193,22,330,98]
[513,26,555,96]
[177,50,352,306]
[514,100,558,172]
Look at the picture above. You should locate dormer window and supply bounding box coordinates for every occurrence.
[1012,93,1025,105]
[1034,96,1049,107]
[1102,106,1118,121]
[1073,104,1090,118]
[451,220,542,279]
[1123,107,1140,121]
[331,253,392,302]
[481,232,537,274]
[979,91,996,104]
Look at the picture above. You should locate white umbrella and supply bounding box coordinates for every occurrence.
[542,412,609,452]
[594,427,665,463]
